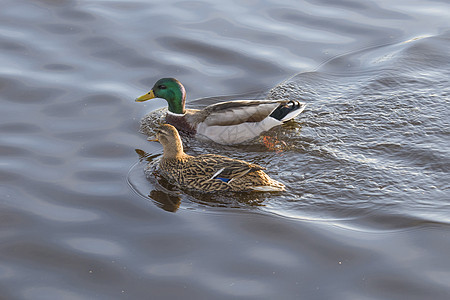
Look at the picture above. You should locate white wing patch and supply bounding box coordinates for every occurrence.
[210,168,225,180]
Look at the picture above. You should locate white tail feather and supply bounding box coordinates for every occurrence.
[280,102,306,122]
[251,184,285,192]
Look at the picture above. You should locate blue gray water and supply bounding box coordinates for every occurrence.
[1,0,449,299]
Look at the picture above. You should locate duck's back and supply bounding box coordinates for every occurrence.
[159,154,284,192]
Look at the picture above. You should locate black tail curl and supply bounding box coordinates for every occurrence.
[269,100,303,121]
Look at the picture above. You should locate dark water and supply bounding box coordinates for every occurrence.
[1,0,449,299]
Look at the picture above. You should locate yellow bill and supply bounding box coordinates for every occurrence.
[135,89,156,102]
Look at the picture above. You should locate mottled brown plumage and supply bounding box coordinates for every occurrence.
[151,124,285,192]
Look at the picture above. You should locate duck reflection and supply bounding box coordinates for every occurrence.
[135,149,159,162]
[134,149,181,212]
[149,190,181,213]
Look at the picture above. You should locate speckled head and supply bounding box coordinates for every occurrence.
[135,78,186,114]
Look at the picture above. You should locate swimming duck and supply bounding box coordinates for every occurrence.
[149,124,285,192]
[136,78,305,145]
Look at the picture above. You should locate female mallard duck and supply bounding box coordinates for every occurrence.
[136,78,305,145]
[150,124,285,192]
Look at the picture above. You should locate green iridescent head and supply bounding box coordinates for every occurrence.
[135,78,186,114]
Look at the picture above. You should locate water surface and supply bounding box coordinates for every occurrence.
[1,0,449,299]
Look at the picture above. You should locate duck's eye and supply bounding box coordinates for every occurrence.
[158,85,167,90]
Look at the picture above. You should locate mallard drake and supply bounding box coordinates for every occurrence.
[136,78,305,145]
[149,124,285,192]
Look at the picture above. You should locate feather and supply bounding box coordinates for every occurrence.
[201,101,282,126]
[251,185,285,192]
[215,177,231,183]
[196,117,282,144]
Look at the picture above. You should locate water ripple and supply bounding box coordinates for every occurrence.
[2,0,450,299]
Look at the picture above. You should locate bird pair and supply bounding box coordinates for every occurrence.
[136,78,306,192]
